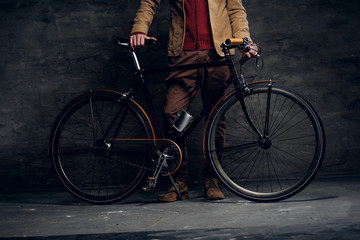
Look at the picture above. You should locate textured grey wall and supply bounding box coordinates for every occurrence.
[0,0,359,190]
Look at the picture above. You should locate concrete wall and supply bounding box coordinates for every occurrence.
[0,0,359,190]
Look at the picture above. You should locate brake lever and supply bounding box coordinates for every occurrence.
[256,54,261,68]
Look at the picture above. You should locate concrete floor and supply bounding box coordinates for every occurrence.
[0,177,359,240]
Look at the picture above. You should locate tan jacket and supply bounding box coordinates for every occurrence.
[130,0,252,57]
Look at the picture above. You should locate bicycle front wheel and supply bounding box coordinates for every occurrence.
[204,83,325,202]
[49,90,154,204]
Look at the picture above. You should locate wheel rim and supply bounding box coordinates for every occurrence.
[50,92,152,203]
[206,86,325,201]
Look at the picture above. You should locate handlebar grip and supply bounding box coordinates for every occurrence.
[113,36,156,50]
[225,38,245,46]
[144,39,156,45]
[113,36,128,45]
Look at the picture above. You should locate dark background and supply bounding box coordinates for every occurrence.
[0,0,359,191]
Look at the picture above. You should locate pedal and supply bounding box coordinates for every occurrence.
[141,186,150,192]
[141,177,156,191]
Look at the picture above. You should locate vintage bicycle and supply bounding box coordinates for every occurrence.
[48,36,326,204]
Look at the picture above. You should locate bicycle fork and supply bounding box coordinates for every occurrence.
[238,81,274,140]
[222,42,268,140]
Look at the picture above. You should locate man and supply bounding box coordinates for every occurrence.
[129,0,258,202]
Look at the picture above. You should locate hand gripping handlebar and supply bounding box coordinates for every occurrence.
[113,36,156,50]
[222,37,252,52]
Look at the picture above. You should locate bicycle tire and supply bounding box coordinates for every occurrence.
[204,83,326,202]
[48,90,155,204]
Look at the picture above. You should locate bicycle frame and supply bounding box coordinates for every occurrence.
[121,42,264,143]
[49,37,325,203]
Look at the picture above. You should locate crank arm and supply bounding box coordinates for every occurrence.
[142,148,169,191]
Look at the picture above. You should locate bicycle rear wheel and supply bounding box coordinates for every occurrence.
[49,90,154,204]
[204,83,325,202]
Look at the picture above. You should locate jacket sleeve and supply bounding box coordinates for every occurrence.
[130,0,161,35]
[227,0,252,41]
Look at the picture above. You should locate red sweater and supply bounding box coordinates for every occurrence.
[183,0,214,50]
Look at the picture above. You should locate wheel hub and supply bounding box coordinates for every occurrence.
[258,136,272,149]
[92,140,111,155]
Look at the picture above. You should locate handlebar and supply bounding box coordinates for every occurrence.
[222,37,252,52]
[113,35,255,55]
[225,38,246,45]
[113,36,156,50]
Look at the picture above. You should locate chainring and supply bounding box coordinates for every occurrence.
[151,139,182,176]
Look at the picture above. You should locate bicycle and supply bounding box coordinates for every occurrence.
[48,36,326,204]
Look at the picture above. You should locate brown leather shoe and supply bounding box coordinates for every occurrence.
[157,180,189,202]
[204,177,225,200]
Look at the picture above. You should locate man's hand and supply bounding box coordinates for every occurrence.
[239,43,259,65]
[129,33,157,50]
[242,43,259,59]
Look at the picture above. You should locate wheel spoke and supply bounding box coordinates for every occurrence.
[57,148,93,157]
[209,141,258,153]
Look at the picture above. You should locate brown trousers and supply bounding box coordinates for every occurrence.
[163,49,230,183]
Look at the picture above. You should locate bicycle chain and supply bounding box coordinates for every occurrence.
[108,155,155,172]
[106,139,181,174]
